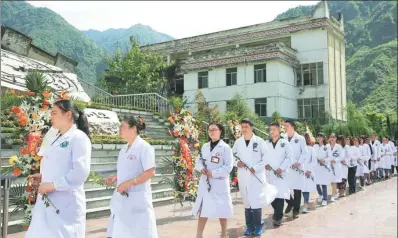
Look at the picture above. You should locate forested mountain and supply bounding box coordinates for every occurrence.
[275,1,397,113]
[83,24,174,55]
[1,1,174,83]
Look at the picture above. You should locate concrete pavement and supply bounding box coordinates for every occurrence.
[8,177,397,238]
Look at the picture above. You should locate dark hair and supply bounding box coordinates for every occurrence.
[316,132,327,145]
[304,133,313,146]
[240,118,253,127]
[269,122,280,128]
[208,122,225,140]
[123,115,146,134]
[284,120,296,131]
[54,100,90,137]
[337,135,346,147]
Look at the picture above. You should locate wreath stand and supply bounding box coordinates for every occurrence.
[172,199,193,218]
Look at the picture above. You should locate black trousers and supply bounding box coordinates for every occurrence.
[285,189,301,213]
[245,208,262,228]
[391,165,396,174]
[271,198,284,221]
[348,166,357,194]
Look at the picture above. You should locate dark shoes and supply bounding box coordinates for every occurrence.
[244,227,254,236]
[273,219,282,227]
[293,210,299,219]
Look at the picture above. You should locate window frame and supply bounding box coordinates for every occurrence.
[254,64,267,83]
[254,97,267,117]
[226,67,237,86]
[198,71,209,89]
[296,62,324,86]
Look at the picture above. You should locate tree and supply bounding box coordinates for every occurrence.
[99,39,167,95]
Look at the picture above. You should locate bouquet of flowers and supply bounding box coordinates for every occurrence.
[5,72,68,228]
[164,109,200,204]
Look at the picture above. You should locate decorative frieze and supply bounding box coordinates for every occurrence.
[181,51,299,72]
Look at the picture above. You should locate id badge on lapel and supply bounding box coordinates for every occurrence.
[211,156,220,164]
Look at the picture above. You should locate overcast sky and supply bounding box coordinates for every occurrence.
[28,1,316,39]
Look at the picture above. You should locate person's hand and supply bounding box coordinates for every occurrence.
[341,160,346,165]
[265,165,271,171]
[237,161,245,168]
[104,175,117,186]
[275,168,282,175]
[305,171,311,176]
[319,159,325,164]
[38,182,55,194]
[201,169,208,175]
[249,167,255,173]
[330,159,336,164]
[117,180,132,193]
[205,171,213,178]
[292,162,301,168]
[28,173,42,186]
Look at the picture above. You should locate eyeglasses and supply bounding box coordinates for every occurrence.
[208,129,219,132]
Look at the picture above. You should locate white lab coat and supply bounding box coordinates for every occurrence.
[233,134,277,209]
[109,136,158,238]
[340,146,349,179]
[302,146,317,192]
[378,143,393,169]
[26,125,91,238]
[346,146,360,168]
[370,140,381,170]
[263,138,293,199]
[388,141,397,166]
[327,143,344,183]
[37,127,59,156]
[313,144,332,185]
[283,133,308,191]
[191,140,233,218]
[356,145,371,176]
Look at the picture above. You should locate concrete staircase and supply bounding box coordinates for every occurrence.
[1,108,175,234]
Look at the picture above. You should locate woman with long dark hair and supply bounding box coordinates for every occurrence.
[192,123,233,238]
[337,135,348,197]
[301,133,317,213]
[104,115,158,238]
[327,133,344,202]
[26,100,92,238]
[313,133,331,206]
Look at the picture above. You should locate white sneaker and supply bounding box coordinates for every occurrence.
[330,197,335,202]
[302,207,308,213]
[321,200,327,206]
[317,196,323,203]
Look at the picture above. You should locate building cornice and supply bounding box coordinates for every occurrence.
[181,48,299,72]
[142,18,344,55]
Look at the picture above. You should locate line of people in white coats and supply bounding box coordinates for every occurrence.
[24,100,397,238]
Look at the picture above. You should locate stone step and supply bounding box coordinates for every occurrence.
[4,195,175,234]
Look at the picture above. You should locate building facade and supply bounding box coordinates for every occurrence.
[141,0,346,122]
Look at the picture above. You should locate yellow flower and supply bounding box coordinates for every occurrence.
[180,162,185,168]
[9,155,18,165]
[34,156,41,162]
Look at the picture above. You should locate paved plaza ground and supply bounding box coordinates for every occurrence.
[9,177,397,238]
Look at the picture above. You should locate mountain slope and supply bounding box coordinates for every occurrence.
[1,1,174,83]
[274,1,397,112]
[83,24,174,55]
[2,1,106,83]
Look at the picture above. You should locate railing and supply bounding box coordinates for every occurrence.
[78,79,170,116]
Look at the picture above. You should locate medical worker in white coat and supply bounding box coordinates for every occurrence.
[233,118,272,236]
[26,100,91,238]
[327,133,344,202]
[387,137,397,176]
[347,137,360,195]
[192,122,233,238]
[301,133,317,213]
[356,137,371,187]
[283,120,308,219]
[104,115,157,238]
[313,133,331,206]
[264,122,293,227]
[379,136,393,179]
[370,134,381,180]
[337,135,349,197]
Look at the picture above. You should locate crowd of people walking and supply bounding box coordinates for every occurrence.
[23,100,397,238]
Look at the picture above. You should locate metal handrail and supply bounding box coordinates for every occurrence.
[78,78,170,115]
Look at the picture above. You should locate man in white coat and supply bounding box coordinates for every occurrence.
[264,122,293,227]
[233,118,268,236]
[283,120,308,219]
[370,133,382,180]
